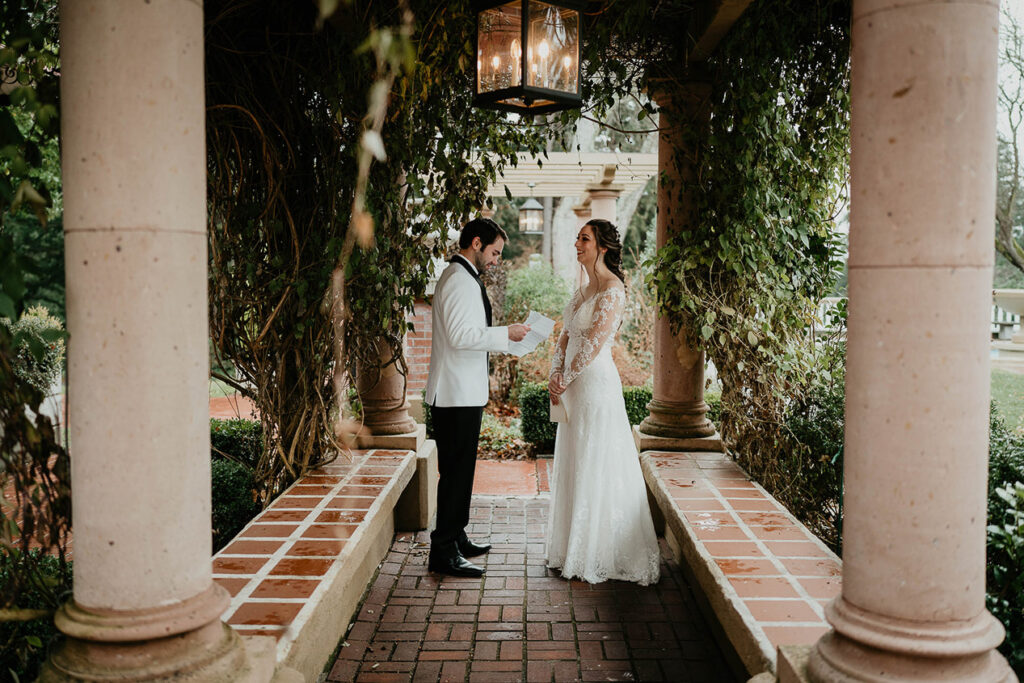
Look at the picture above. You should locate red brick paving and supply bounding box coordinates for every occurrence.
[209,394,257,419]
[326,497,735,682]
[472,460,551,496]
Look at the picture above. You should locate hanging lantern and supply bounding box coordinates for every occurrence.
[473,0,583,115]
[519,196,544,235]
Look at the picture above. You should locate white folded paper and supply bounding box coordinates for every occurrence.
[550,398,568,423]
[508,310,556,357]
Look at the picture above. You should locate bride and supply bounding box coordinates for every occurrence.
[546,219,660,586]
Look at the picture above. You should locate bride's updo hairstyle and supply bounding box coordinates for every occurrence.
[585,219,626,285]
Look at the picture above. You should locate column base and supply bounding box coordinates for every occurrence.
[356,423,426,450]
[807,597,1015,682]
[38,584,285,682]
[633,425,724,453]
[39,620,279,682]
[361,398,418,436]
[639,398,717,438]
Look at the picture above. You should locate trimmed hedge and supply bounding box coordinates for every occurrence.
[211,458,261,552]
[623,386,652,427]
[519,382,654,452]
[210,417,262,469]
[519,382,558,451]
[210,418,262,552]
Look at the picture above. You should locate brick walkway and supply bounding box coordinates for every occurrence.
[326,497,736,682]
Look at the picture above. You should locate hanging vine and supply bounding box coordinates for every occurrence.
[650,0,850,508]
[206,0,546,500]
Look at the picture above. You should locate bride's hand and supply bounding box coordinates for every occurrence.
[548,373,566,399]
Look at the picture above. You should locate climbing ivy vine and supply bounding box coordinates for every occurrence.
[650,0,850,494]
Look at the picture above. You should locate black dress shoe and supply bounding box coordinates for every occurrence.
[428,553,484,577]
[457,538,491,558]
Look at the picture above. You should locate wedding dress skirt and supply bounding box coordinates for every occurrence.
[545,288,661,586]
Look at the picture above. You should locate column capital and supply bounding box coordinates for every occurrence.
[585,185,623,199]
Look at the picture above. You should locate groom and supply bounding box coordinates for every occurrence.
[425,217,530,577]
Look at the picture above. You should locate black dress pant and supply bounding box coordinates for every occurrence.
[429,404,484,549]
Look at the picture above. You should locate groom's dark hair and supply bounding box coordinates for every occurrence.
[460,217,508,249]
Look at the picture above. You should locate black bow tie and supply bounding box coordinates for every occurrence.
[453,257,492,326]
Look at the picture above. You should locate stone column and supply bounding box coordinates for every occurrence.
[587,187,620,224]
[551,203,590,283]
[637,83,720,452]
[44,1,273,680]
[573,203,592,229]
[807,1,1012,680]
[542,196,554,266]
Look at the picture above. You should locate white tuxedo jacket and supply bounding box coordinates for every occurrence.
[425,256,509,407]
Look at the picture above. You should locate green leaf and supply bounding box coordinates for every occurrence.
[0,292,15,320]
[701,325,713,340]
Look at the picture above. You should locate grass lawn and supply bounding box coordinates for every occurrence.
[209,377,237,398]
[992,368,1024,432]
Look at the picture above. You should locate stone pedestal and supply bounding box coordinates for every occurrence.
[637,82,721,450]
[46,1,279,680]
[808,1,1013,680]
[356,339,418,437]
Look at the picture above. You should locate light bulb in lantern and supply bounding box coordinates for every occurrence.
[538,39,550,59]
[510,39,521,60]
[491,55,500,70]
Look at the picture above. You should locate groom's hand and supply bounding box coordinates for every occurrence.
[508,323,531,342]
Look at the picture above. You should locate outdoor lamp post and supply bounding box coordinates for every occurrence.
[473,0,583,115]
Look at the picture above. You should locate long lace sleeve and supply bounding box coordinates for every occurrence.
[563,287,625,386]
[550,329,568,378]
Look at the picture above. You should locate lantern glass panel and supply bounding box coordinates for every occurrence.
[477,2,523,95]
[519,209,543,234]
[526,2,579,94]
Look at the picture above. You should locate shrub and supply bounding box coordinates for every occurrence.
[421,390,433,439]
[1,306,65,393]
[478,413,528,459]
[987,481,1024,676]
[782,369,845,552]
[210,418,262,470]
[518,382,653,452]
[989,404,1024,521]
[211,458,260,552]
[518,382,557,452]
[503,264,571,322]
[987,404,1024,674]
[0,551,71,681]
[209,419,262,550]
[705,384,723,427]
[622,385,652,426]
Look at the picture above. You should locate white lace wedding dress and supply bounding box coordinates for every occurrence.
[545,285,661,586]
